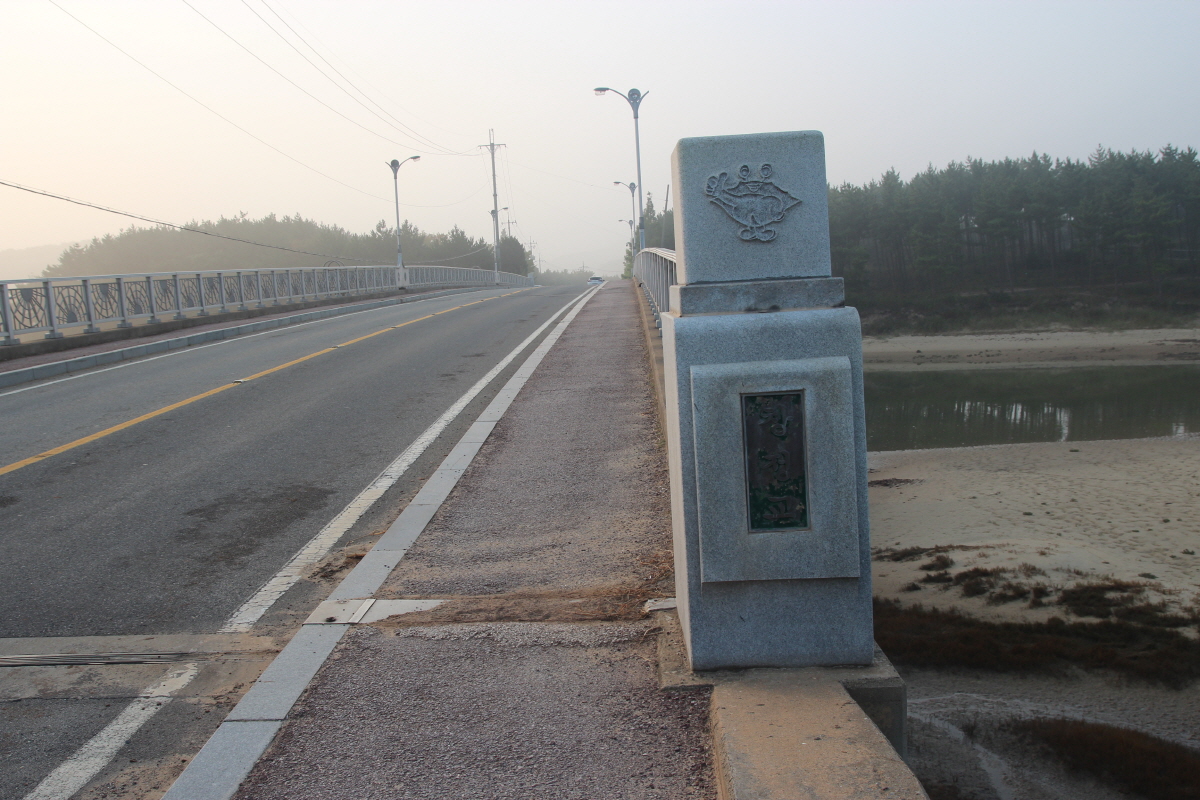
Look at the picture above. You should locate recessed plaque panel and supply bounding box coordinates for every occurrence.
[742,392,809,531]
[690,356,860,583]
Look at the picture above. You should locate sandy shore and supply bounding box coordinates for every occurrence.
[869,437,1200,624]
[863,327,1200,370]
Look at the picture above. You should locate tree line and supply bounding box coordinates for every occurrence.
[41,214,534,278]
[828,145,1200,295]
[622,193,674,276]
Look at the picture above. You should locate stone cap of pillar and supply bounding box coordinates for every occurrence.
[671,131,830,286]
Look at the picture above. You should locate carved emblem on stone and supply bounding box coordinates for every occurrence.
[705,163,802,242]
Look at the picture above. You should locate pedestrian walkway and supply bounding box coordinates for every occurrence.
[180,281,717,799]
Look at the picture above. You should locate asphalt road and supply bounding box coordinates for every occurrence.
[0,284,582,639]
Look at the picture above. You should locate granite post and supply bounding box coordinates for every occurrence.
[664,131,873,669]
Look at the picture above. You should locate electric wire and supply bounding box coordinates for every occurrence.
[239,0,458,156]
[271,0,474,140]
[508,158,624,191]
[417,245,491,264]
[0,178,372,262]
[257,0,472,155]
[46,0,389,203]
[179,0,419,152]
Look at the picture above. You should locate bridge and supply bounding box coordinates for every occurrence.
[3,132,927,800]
[0,265,532,345]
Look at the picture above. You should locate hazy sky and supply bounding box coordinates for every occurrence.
[3,0,1198,276]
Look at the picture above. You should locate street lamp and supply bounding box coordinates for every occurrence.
[618,218,635,267]
[595,87,648,252]
[614,181,637,268]
[387,156,421,270]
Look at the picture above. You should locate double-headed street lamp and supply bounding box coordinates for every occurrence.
[595,87,647,252]
[387,156,421,269]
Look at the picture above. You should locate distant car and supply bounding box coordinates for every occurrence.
[588,276,604,284]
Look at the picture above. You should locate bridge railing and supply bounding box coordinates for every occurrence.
[406,266,531,289]
[632,248,677,328]
[0,265,532,344]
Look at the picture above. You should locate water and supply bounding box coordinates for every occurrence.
[864,366,1200,451]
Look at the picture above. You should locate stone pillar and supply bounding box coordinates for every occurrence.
[664,131,873,669]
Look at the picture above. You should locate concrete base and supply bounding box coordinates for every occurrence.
[663,307,874,669]
[654,610,923,800]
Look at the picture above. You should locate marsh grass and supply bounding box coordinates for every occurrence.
[874,599,1200,688]
[1007,718,1200,800]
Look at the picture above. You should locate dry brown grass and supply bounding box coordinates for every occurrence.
[1007,718,1200,800]
[372,542,676,628]
[874,598,1200,688]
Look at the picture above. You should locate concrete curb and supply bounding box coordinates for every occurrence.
[160,285,603,800]
[653,609,925,799]
[0,287,481,391]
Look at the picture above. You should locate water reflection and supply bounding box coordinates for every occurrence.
[864,366,1200,451]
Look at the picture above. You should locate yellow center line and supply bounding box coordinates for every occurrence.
[0,290,528,478]
[0,384,238,477]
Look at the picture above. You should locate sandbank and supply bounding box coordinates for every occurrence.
[869,437,1200,625]
[863,327,1200,371]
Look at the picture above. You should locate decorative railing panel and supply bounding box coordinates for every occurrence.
[1,265,532,344]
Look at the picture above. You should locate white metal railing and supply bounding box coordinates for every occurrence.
[0,265,532,344]
[406,265,532,289]
[632,248,677,328]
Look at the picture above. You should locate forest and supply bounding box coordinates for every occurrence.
[41,214,534,278]
[827,146,1200,331]
[629,147,1200,331]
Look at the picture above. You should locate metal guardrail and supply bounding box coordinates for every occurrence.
[632,248,677,329]
[1,265,532,344]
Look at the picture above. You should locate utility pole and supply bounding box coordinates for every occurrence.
[480,129,505,284]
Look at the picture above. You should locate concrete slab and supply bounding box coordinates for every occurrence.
[160,720,281,800]
[223,624,347,722]
[375,501,442,551]
[710,672,926,800]
[458,418,498,443]
[358,598,444,623]
[303,598,373,625]
[326,549,406,601]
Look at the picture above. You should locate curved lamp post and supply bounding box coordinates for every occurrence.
[595,87,647,252]
[387,156,421,271]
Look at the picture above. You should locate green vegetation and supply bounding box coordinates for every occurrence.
[622,193,674,277]
[831,146,1200,332]
[532,267,596,285]
[41,214,534,278]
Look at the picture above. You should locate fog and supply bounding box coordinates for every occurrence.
[2,0,1197,278]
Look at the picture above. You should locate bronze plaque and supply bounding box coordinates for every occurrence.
[742,392,809,531]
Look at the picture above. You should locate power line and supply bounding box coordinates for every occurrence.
[179,0,418,152]
[46,0,389,202]
[257,0,472,156]
[271,0,474,141]
[0,178,372,262]
[239,0,459,157]
[508,159,623,191]
[419,245,491,264]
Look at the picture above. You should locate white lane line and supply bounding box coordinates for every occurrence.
[160,284,604,800]
[19,287,575,800]
[218,286,593,633]
[22,663,199,800]
[0,287,501,399]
